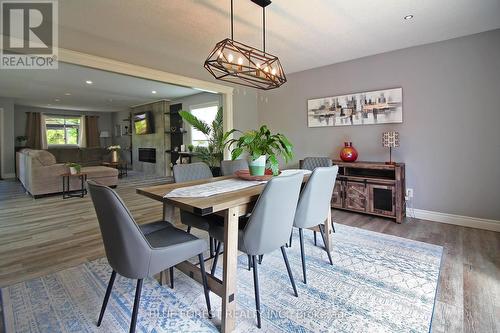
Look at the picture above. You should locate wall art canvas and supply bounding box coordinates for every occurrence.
[307,87,403,127]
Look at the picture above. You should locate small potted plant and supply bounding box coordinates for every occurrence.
[107,145,121,162]
[187,144,194,153]
[16,136,27,147]
[66,162,82,175]
[229,125,294,176]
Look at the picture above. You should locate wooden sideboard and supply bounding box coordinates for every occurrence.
[299,159,406,223]
[332,160,405,223]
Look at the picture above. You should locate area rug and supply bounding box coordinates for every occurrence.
[1,224,442,333]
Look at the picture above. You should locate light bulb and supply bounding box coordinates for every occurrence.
[264,66,269,73]
[271,68,277,75]
[227,54,234,62]
[237,57,243,65]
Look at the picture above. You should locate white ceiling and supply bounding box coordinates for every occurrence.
[57,0,500,80]
[0,62,201,111]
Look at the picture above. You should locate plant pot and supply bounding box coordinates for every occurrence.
[340,142,358,162]
[69,167,77,175]
[111,150,119,162]
[210,166,221,177]
[248,155,266,176]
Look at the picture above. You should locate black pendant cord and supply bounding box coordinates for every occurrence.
[230,0,234,40]
[262,6,266,54]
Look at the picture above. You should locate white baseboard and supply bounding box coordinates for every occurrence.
[2,173,16,179]
[412,209,500,232]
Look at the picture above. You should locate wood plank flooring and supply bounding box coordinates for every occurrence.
[0,176,498,333]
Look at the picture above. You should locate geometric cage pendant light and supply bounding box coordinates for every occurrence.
[204,0,286,90]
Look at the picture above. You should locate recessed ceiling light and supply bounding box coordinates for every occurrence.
[64,92,71,96]
[152,90,157,94]
[85,80,93,85]
[54,98,60,102]
[404,15,414,20]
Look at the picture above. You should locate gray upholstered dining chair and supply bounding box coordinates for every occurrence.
[301,157,335,246]
[220,159,248,176]
[209,173,303,328]
[87,180,212,333]
[301,157,333,171]
[293,166,339,284]
[173,162,219,255]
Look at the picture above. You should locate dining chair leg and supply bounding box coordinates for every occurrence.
[258,255,263,265]
[247,254,252,271]
[318,224,333,265]
[199,253,213,319]
[288,232,293,247]
[280,246,298,297]
[169,267,174,289]
[298,229,307,284]
[209,237,214,258]
[331,220,336,233]
[186,226,191,234]
[129,279,143,333]
[97,270,116,326]
[251,255,262,328]
[211,241,222,276]
[313,231,317,246]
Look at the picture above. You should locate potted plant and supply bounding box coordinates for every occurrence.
[187,144,194,153]
[16,136,27,147]
[107,145,121,162]
[179,107,235,175]
[229,125,294,176]
[66,162,82,175]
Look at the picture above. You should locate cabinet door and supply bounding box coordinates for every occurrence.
[331,180,343,208]
[368,184,395,217]
[345,181,367,211]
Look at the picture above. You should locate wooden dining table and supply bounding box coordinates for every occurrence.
[136,174,333,333]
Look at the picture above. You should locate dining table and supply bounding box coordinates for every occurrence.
[136,173,333,333]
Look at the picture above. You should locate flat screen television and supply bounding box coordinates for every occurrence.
[134,111,154,135]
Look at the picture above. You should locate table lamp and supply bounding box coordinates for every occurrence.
[100,131,110,146]
[382,131,399,165]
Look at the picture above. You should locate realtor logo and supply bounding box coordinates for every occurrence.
[1,0,58,69]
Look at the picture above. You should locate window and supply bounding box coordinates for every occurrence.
[189,104,218,147]
[45,116,81,145]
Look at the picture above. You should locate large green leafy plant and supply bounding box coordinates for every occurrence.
[229,125,294,175]
[179,107,235,168]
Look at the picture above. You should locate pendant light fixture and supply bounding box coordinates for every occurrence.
[204,0,286,90]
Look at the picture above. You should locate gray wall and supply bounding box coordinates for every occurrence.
[257,29,500,221]
[0,98,15,177]
[13,105,113,148]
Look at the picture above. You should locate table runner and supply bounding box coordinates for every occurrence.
[164,178,266,198]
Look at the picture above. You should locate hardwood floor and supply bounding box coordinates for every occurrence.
[0,177,498,332]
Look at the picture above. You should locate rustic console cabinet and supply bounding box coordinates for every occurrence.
[332,160,405,223]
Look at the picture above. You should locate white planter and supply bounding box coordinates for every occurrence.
[69,167,77,175]
[248,155,266,176]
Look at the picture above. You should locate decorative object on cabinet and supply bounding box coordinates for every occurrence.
[300,160,406,223]
[339,142,358,162]
[307,87,402,127]
[382,131,400,165]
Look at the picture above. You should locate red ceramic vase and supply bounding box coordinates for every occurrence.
[340,142,358,162]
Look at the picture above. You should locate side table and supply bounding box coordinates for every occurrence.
[102,161,128,178]
[61,173,87,199]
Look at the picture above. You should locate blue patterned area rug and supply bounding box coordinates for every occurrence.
[1,225,442,333]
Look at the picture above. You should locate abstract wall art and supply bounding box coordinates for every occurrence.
[307,87,403,127]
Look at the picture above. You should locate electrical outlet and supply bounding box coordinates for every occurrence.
[406,188,414,199]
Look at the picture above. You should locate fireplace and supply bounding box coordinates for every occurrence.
[138,148,156,163]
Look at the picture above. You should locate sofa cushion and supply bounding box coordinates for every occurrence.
[31,150,57,166]
[82,166,119,178]
[47,147,82,164]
